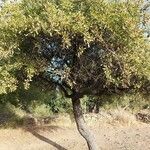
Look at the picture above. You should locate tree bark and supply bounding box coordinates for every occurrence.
[94,100,101,114]
[71,97,99,150]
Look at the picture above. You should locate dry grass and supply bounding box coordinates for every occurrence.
[29,109,138,128]
[107,109,137,126]
[84,109,137,126]
[1,106,144,129]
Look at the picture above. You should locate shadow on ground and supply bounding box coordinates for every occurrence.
[26,126,67,150]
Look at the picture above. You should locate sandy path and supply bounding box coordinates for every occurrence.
[0,123,150,150]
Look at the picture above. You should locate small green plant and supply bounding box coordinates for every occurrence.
[29,103,52,118]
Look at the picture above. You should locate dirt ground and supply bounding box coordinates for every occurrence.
[0,123,150,150]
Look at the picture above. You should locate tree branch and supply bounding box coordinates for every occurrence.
[57,83,73,98]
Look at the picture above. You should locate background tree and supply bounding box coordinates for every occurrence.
[0,0,150,149]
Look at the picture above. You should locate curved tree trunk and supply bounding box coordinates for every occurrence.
[71,97,99,150]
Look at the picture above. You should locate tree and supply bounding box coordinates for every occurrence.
[0,0,150,149]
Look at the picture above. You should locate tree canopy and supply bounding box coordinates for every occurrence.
[0,0,149,96]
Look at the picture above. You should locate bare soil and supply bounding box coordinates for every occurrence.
[0,123,150,150]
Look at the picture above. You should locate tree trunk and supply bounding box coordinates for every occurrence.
[94,100,100,114]
[71,97,99,150]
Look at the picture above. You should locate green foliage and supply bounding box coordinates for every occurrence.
[0,0,149,98]
[0,82,72,114]
[0,103,24,128]
[29,103,52,118]
[45,92,72,113]
[100,92,150,112]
